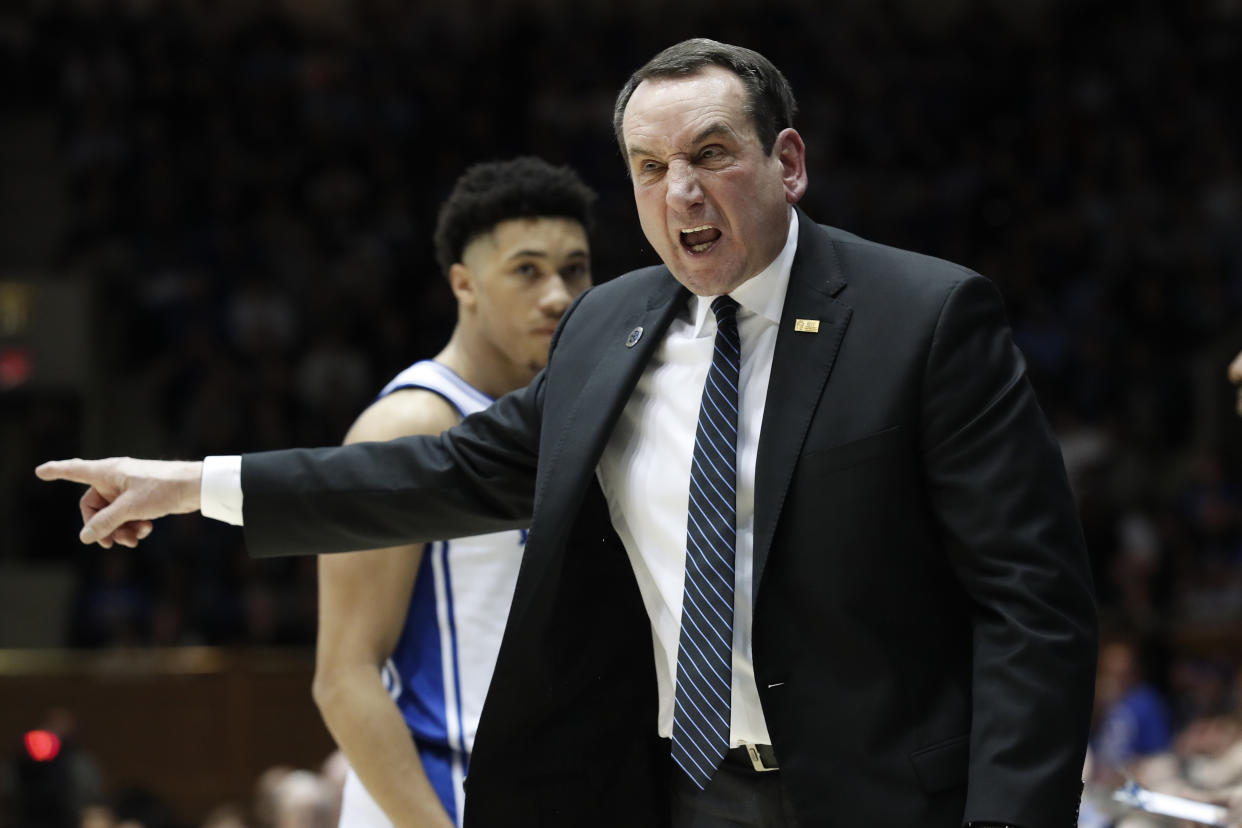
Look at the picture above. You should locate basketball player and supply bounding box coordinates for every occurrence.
[311,157,595,828]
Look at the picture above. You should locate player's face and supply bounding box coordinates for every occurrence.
[461,216,591,378]
[621,66,807,297]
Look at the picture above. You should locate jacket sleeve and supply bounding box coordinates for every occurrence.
[240,372,543,558]
[920,274,1097,828]
[238,287,596,559]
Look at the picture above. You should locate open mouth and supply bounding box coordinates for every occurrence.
[680,225,722,255]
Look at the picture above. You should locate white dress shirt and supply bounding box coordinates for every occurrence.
[201,455,243,525]
[200,211,800,748]
[596,211,797,747]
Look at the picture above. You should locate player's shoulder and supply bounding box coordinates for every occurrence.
[344,387,460,444]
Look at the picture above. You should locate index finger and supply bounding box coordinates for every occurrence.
[36,459,104,486]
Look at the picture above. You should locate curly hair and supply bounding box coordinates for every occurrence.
[433,157,596,277]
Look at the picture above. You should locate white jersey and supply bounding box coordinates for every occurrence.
[338,361,526,828]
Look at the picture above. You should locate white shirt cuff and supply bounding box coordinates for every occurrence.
[201,455,244,526]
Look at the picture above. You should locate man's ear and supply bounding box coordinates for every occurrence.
[449,262,477,309]
[773,128,808,204]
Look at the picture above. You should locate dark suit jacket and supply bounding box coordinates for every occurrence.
[243,211,1097,828]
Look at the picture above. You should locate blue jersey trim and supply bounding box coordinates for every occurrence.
[441,540,470,763]
[426,362,495,410]
[376,360,495,415]
[380,384,467,418]
[413,740,459,826]
[398,545,450,745]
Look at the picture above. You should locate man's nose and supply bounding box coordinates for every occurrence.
[540,274,572,315]
[666,161,703,210]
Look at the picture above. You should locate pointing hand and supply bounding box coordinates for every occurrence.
[35,458,204,548]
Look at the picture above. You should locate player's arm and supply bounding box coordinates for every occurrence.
[312,389,461,828]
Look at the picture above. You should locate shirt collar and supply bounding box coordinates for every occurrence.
[690,209,799,337]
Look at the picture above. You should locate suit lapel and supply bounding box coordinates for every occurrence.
[510,269,687,625]
[525,219,849,615]
[541,270,688,493]
[752,212,852,606]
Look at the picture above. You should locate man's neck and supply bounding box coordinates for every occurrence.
[435,330,532,400]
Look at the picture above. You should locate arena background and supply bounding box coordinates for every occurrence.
[1,0,1240,825]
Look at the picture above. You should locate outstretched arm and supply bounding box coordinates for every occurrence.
[36,369,544,555]
[34,458,203,548]
[241,372,542,558]
[38,353,546,566]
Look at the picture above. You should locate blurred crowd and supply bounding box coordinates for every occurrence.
[2,710,348,828]
[1080,635,1242,826]
[0,0,1241,824]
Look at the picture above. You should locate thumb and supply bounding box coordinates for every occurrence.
[80,492,136,545]
[37,459,107,487]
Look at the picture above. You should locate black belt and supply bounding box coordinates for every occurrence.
[723,743,779,772]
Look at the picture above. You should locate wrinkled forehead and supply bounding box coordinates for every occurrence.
[621,66,753,153]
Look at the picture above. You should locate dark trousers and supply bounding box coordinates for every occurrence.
[670,762,803,828]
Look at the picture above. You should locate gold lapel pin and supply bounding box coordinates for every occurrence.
[794,318,820,333]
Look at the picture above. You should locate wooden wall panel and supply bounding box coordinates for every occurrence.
[0,648,336,825]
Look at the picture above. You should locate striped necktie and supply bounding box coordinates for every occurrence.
[672,294,741,790]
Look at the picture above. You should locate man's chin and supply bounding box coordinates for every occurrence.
[671,264,747,297]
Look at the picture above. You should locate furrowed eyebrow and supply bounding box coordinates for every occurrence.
[688,122,735,146]
[627,122,737,163]
[627,145,656,162]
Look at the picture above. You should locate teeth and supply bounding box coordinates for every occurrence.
[689,242,713,253]
[680,225,715,235]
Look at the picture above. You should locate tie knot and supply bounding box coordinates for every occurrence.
[711,295,739,322]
